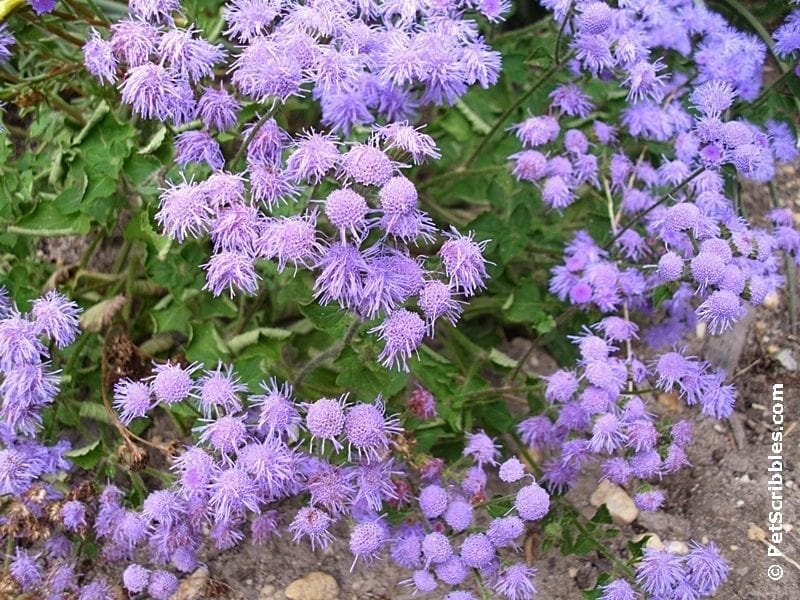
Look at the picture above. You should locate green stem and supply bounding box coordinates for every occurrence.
[605,167,705,249]
[418,165,509,192]
[18,13,85,47]
[743,67,797,114]
[79,228,105,270]
[462,59,565,170]
[571,511,637,580]
[293,320,360,388]
[463,383,541,401]
[554,2,575,63]
[230,111,274,169]
[506,305,580,383]
[49,95,87,126]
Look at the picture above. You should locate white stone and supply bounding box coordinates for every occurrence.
[172,568,209,600]
[284,572,340,600]
[775,349,798,372]
[665,540,690,555]
[590,480,639,525]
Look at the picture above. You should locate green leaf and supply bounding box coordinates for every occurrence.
[489,347,518,369]
[652,284,675,309]
[138,126,168,155]
[65,439,103,469]
[300,302,349,333]
[186,320,231,364]
[228,327,292,354]
[79,401,114,425]
[590,504,613,525]
[13,198,91,235]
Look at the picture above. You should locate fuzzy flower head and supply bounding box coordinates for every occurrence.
[372,309,426,371]
[30,291,81,348]
[463,430,500,466]
[439,229,490,297]
[196,364,246,416]
[344,398,402,460]
[151,361,198,405]
[304,395,348,452]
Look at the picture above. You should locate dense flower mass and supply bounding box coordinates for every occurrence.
[5,0,800,596]
[82,0,499,372]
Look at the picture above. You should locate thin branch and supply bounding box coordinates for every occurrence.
[293,320,361,388]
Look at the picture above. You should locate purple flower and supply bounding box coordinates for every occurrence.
[304,396,348,453]
[439,229,490,297]
[196,364,246,416]
[599,579,636,600]
[174,130,224,170]
[160,27,224,82]
[0,24,14,65]
[252,378,301,439]
[147,570,179,600]
[685,541,729,594]
[0,313,45,370]
[29,0,57,14]
[419,484,448,520]
[196,414,248,454]
[344,399,401,460]
[487,516,524,549]
[372,309,426,371]
[156,180,212,242]
[514,483,550,521]
[261,213,320,272]
[209,466,260,521]
[463,430,500,466]
[635,548,685,596]
[197,86,240,131]
[224,0,282,42]
[460,532,495,568]
[150,360,197,405]
[289,506,335,550]
[286,130,340,183]
[61,500,87,531]
[30,291,81,348]
[324,188,369,237]
[513,115,560,147]
[9,548,41,591]
[421,531,453,566]
[634,489,665,512]
[79,579,116,600]
[549,83,594,117]
[696,290,744,334]
[203,251,260,298]
[349,520,388,569]
[120,63,180,121]
[493,563,537,600]
[341,143,396,186]
[443,497,473,532]
[375,122,440,164]
[83,30,117,84]
[129,0,181,23]
[313,242,367,310]
[435,555,468,585]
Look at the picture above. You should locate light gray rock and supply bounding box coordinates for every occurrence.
[589,481,638,525]
[284,572,340,600]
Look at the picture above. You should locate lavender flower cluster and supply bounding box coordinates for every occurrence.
[80,0,501,371]
[0,290,126,598]
[100,359,555,599]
